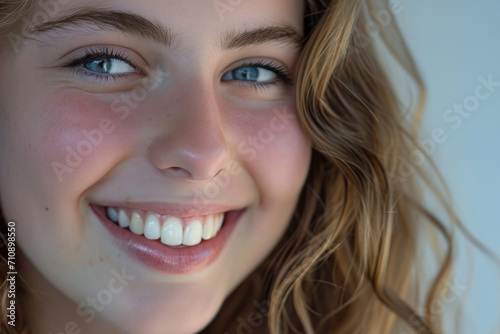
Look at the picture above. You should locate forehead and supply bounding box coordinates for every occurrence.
[33,0,305,37]
[20,0,305,59]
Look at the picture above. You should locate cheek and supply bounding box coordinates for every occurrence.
[0,92,142,250]
[222,103,311,286]
[233,104,311,207]
[35,94,130,186]
[8,91,154,190]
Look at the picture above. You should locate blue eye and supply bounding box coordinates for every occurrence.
[222,66,277,83]
[83,57,136,75]
[221,61,293,86]
[63,46,140,80]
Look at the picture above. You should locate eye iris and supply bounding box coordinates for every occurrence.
[85,58,112,73]
[234,66,259,81]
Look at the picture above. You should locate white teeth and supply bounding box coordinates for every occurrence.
[202,215,215,240]
[107,207,225,246]
[144,214,160,240]
[107,207,118,223]
[183,220,203,246]
[161,217,183,246]
[129,212,144,235]
[214,214,224,236]
[118,210,130,228]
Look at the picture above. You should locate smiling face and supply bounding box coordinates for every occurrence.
[0,0,309,333]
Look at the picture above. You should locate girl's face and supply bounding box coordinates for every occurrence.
[0,0,309,333]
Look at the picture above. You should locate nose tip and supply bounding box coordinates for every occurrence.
[148,119,232,181]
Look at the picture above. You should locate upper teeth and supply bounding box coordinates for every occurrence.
[106,207,224,247]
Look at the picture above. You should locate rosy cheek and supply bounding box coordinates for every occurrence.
[232,103,311,202]
[27,93,139,186]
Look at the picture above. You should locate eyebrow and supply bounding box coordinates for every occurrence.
[30,9,174,47]
[220,26,303,49]
[28,9,303,50]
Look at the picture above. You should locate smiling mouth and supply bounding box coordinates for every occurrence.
[105,207,225,248]
[92,203,244,273]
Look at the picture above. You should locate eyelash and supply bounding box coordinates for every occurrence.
[63,47,293,89]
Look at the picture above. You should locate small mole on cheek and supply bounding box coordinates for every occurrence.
[89,260,93,266]
[45,207,49,212]
[117,253,121,257]
[99,256,104,262]
[28,144,31,149]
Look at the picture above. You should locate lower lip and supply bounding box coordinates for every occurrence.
[91,204,244,274]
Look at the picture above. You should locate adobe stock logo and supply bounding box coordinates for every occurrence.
[8,0,72,54]
[212,0,245,21]
[51,67,167,183]
[392,74,499,184]
[47,267,135,334]
[190,106,297,213]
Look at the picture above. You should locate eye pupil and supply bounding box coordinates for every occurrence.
[101,60,110,72]
[85,57,112,73]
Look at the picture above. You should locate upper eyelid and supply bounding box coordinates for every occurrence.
[62,45,149,72]
[224,57,290,71]
[65,52,135,70]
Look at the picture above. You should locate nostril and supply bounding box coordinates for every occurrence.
[166,167,192,178]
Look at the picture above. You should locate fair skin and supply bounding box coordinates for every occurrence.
[0,0,309,333]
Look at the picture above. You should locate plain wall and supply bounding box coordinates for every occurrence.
[391,0,500,332]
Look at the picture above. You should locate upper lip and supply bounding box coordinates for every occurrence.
[93,201,241,217]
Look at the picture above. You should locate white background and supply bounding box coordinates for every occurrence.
[392,0,500,332]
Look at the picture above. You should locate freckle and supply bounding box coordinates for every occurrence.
[117,253,120,257]
[89,260,93,266]
[99,256,103,262]
[45,207,49,212]
[28,144,31,149]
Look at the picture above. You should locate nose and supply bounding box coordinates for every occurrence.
[148,84,232,181]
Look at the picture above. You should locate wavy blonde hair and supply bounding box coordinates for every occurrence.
[0,0,490,333]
